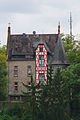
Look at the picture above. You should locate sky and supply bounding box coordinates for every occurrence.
[0,0,80,46]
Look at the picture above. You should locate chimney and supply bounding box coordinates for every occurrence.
[8,23,11,40]
[7,23,11,57]
[58,22,60,37]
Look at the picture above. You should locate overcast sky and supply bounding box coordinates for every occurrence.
[0,0,80,46]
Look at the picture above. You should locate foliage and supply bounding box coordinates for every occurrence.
[23,65,72,120]
[0,45,7,100]
[62,35,80,64]
[47,66,71,120]
[23,75,41,120]
[0,103,28,120]
[66,64,80,119]
[0,114,15,120]
[62,34,80,119]
[4,103,23,118]
[0,45,6,55]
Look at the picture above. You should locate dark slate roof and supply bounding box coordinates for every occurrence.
[7,33,58,60]
[7,33,69,65]
[52,35,69,65]
[33,37,51,53]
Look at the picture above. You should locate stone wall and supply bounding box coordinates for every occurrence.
[7,60,35,97]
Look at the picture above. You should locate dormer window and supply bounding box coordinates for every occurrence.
[40,48,43,52]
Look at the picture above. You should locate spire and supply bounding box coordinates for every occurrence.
[58,22,60,37]
[52,35,69,65]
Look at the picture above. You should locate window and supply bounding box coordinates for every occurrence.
[39,56,41,66]
[39,56,44,66]
[14,82,18,91]
[26,55,33,59]
[42,74,44,83]
[28,88,31,92]
[39,74,44,83]
[39,74,41,83]
[40,47,43,52]
[28,82,31,85]
[14,66,18,77]
[27,65,31,75]
[42,56,44,66]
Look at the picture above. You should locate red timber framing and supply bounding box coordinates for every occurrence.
[35,45,48,85]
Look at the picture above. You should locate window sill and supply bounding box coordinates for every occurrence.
[14,75,18,77]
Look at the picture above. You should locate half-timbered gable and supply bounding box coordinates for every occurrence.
[35,43,48,85]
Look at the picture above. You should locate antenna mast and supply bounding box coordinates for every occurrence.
[70,12,72,35]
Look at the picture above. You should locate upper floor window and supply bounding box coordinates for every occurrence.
[14,66,18,77]
[14,81,18,91]
[39,74,44,83]
[39,56,44,66]
[27,65,31,75]
[42,56,44,66]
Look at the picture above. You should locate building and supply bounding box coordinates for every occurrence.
[7,24,69,101]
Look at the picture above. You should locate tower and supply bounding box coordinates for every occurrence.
[58,22,60,37]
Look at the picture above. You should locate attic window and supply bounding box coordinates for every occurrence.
[40,48,43,52]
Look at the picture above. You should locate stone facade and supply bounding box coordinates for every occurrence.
[7,60,35,100]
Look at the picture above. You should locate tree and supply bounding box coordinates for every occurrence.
[62,35,80,64]
[0,103,26,120]
[39,65,71,120]
[0,45,7,100]
[48,66,71,120]
[23,75,41,120]
[22,63,80,120]
[0,114,15,120]
[62,34,80,119]
[66,64,80,120]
